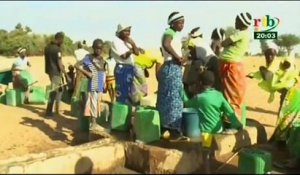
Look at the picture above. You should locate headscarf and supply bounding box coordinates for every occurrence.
[168,12,184,25]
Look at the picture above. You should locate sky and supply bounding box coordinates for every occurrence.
[1,1,300,54]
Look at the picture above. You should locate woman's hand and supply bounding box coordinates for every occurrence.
[139,48,145,54]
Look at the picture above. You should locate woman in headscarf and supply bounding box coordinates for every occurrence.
[156,11,187,140]
[75,39,107,132]
[210,28,226,57]
[111,24,147,105]
[219,12,252,122]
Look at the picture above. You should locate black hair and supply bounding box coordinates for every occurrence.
[55,32,64,39]
[199,70,215,86]
[68,65,74,72]
[92,39,103,48]
[77,42,83,49]
[211,28,225,40]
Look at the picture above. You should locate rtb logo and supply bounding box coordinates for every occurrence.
[253,15,280,40]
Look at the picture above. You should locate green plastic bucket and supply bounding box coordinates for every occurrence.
[287,121,300,158]
[182,108,201,138]
[238,148,272,174]
[0,94,6,104]
[45,85,51,100]
[15,89,25,106]
[29,86,46,104]
[135,107,161,143]
[241,103,247,127]
[79,116,90,132]
[6,89,16,106]
[70,97,82,118]
[111,102,132,131]
[96,102,110,128]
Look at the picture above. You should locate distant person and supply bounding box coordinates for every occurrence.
[219,12,252,122]
[103,41,116,103]
[75,39,107,132]
[73,41,90,98]
[210,28,226,57]
[111,24,147,105]
[13,47,31,70]
[74,41,89,62]
[157,11,187,140]
[44,32,70,117]
[11,47,32,103]
[66,65,75,98]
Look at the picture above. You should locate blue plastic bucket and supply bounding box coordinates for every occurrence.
[182,108,201,138]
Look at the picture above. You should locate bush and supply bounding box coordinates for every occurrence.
[0,23,75,56]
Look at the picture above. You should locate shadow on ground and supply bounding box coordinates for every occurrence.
[247,106,278,115]
[19,104,91,146]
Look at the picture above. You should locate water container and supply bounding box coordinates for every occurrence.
[134,107,161,143]
[0,94,6,104]
[70,97,81,118]
[238,148,272,174]
[6,89,16,106]
[45,85,51,100]
[29,86,46,104]
[96,102,110,128]
[111,102,132,131]
[287,121,300,158]
[182,108,201,139]
[15,89,25,106]
[241,103,247,127]
[80,116,90,132]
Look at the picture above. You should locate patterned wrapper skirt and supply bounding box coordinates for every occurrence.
[156,60,184,132]
[84,91,103,118]
[219,60,246,120]
[114,63,147,105]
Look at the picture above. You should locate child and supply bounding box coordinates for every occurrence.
[104,44,116,103]
[219,12,252,122]
[66,65,75,98]
[75,39,107,132]
[185,70,242,134]
[11,47,33,103]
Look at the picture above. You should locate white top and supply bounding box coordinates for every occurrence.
[74,48,89,62]
[161,28,183,62]
[111,37,134,65]
[13,57,29,70]
[106,58,117,76]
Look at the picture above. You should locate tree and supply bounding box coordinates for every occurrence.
[224,26,237,38]
[259,40,268,54]
[273,34,300,56]
[15,23,22,30]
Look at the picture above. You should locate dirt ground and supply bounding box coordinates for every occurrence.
[0,55,299,168]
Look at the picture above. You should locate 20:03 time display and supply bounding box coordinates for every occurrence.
[254,32,277,39]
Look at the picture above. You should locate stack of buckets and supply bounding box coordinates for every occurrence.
[5,83,25,106]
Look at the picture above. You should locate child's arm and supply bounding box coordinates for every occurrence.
[74,60,92,79]
[220,94,242,129]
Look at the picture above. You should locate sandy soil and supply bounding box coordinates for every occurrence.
[0,55,299,162]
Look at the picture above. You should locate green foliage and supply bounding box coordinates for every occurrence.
[0,23,75,56]
[259,40,268,54]
[273,34,300,56]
